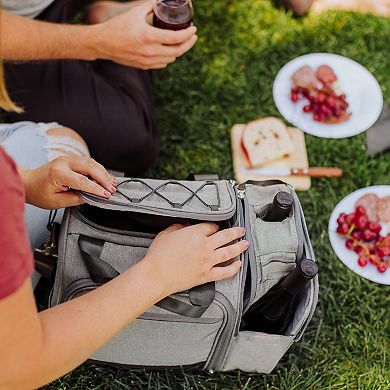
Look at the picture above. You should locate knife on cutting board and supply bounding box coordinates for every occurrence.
[241,167,343,177]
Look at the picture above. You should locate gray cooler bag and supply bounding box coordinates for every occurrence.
[49,177,319,373]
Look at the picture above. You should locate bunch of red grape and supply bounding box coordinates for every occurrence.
[291,86,350,123]
[336,206,389,273]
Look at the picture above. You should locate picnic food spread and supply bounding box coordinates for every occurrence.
[291,64,351,124]
[336,194,390,273]
[241,117,295,167]
[235,53,386,283]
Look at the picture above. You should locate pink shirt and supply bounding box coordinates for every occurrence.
[0,147,33,299]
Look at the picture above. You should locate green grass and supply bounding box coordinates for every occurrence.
[45,1,390,389]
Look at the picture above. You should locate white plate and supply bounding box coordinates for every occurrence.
[328,186,390,285]
[273,53,383,138]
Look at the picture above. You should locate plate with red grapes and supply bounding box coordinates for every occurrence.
[273,53,383,138]
[329,186,390,285]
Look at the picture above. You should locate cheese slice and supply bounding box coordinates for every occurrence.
[241,117,295,167]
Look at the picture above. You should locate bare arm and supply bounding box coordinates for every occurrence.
[2,11,98,61]
[0,223,247,389]
[0,260,165,389]
[1,0,198,69]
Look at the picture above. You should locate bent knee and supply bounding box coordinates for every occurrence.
[46,126,90,159]
[47,126,88,149]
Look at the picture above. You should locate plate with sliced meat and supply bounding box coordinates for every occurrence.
[329,185,390,285]
[273,53,383,138]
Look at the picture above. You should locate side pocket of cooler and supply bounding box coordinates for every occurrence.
[222,282,314,373]
[222,226,317,373]
[221,181,318,373]
[289,190,319,340]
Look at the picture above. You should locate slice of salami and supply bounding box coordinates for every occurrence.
[292,66,318,89]
[377,196,390,223]
[316,65,337,85]
[355,193,380,221]
[324,112,352,124]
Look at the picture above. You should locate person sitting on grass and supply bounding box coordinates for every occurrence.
[1,0,198,174]
[0,68,248,388]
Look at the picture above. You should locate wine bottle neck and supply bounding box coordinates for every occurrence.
[280,259,318,295]
[280,272,311,295]
[263,191,293,222]
[264,207,289,222]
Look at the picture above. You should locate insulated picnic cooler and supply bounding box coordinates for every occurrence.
[49,177,319,373]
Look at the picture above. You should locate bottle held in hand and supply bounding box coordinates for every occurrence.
[242,258,318,334]
[263,191,293,222]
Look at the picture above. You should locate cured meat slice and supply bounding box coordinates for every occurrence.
[377,196,390,223]
[291,66,318,89]
[323,112,352,124]
[316,65,337,85]
[290,63,350,124]
[355,193,380,221]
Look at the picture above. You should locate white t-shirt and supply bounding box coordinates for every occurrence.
[2,0,55,18]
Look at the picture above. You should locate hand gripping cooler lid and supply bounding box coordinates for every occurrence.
[78,178,237,221]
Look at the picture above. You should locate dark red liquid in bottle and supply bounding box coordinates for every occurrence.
[153,0,193,31]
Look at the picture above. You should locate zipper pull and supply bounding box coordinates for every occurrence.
[237,184,246,199]
[46,222,61,256]
[237,189,245,199]
[229,179,246,198]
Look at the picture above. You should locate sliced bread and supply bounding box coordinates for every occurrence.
[241,117,295,167]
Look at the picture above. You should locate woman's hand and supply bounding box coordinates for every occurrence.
[143,223,248,296]
[19,156,117,209]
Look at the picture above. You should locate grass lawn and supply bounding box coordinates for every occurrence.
[45,1,390,388]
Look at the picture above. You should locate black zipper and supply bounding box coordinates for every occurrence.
[205,292,237,371]
[240,189,258,313]
[291,193,319,341]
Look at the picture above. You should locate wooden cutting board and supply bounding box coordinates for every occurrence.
[231,124,311,191]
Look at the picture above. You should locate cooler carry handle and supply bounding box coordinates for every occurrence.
[78,236,215,318]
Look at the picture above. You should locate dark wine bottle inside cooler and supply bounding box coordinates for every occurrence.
[263,191,293,222]
[242,259,318,334]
